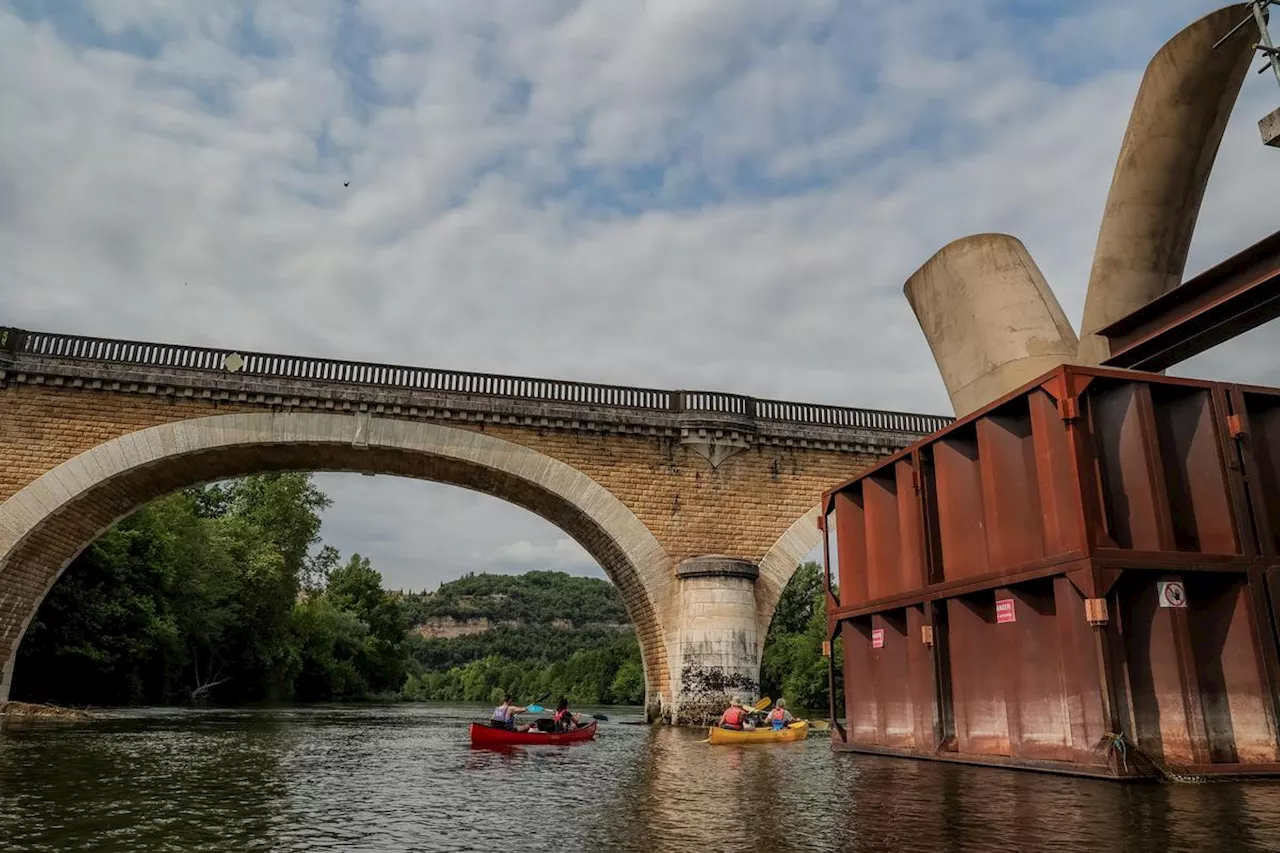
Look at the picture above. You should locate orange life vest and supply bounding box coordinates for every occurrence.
[723,706,745,728]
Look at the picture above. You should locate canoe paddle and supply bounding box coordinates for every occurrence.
[526,705,609,722]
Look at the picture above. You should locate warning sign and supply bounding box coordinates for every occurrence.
[871,628,885,649]
[1158,581,1188,609]
[996,599,1016,624]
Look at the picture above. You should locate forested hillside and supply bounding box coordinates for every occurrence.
[400,572,645,706]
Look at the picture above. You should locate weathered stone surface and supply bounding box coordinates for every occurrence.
[905,233,1079,417]
[1077,5,1256,365]
[670,574,761,725]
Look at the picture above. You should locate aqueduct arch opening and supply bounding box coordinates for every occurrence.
[0,412,676,707]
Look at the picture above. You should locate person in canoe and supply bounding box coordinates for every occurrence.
[717,697,749,730]
[553,697,581,731]
[491,695,533,732]
[765,699,794,730]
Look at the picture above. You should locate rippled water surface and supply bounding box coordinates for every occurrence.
[3,704,1280,852]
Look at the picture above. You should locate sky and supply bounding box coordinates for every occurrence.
[2,1,1277,591]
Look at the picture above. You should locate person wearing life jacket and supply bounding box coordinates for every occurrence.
[766,698,794,731]
[553,697,580,732]
[491,695,532,732]
[717,696,748,730]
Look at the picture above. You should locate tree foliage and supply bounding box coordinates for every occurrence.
[13,475,644,709]
[402,570,629,626]
[759,561,834,713]
[13,474,407,706]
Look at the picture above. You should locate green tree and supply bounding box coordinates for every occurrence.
[759,561,830,712]
[324,554,409,694]
[15,473,334,706]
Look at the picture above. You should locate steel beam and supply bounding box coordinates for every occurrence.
[1099,229,1280,371]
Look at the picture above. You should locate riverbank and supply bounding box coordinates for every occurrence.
[0,701,96,721]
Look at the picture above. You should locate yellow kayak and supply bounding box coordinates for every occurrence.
[707,721,808,745]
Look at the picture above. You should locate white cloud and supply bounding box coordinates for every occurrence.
[2,0,1276,590]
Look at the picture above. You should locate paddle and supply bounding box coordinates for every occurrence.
[524,704,608,723]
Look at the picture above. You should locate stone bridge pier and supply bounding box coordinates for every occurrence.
[668,556,763,723]
[0,328,947,723]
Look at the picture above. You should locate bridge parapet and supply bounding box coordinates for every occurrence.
[0,328,952,453]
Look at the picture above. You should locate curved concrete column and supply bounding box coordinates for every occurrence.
[905,233,1079,418]
[0,413,674,706]
[669,555,760,725]
[1078,5,1256,365]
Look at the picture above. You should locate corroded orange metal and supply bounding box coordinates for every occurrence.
[823,365,1280,779]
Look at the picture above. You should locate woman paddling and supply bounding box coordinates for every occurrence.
[491,695,533,732]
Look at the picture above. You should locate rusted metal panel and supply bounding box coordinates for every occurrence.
[1236,387,1280,555]
[841,607,935,752]
[976,405,1046,570]
[831,491,866,607]
[931,432,990,581]
[826,365,1280,779]
[863,472,902,602]
[895,459,928,597]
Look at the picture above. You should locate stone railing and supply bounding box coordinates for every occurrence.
[2,328,953,436]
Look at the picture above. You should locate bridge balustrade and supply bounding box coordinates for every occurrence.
[4,328,953,436]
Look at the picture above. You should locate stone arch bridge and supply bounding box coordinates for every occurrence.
[0,327,949,722]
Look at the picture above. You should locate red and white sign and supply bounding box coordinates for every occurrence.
[871,628,885,649]
[996,599,1016,624]
[1158,581,1188,609]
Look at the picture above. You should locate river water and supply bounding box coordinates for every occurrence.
[2,703,1279,852]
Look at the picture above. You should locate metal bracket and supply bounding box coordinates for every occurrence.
[1085,597,1109,627]
[1058,396,1079,422]
[1214,2,1280,145]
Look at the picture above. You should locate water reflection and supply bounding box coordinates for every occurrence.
[2,705,1279,852]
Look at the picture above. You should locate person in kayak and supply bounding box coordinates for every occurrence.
[491,695,532,732]
[766,699,794,730]
[552,698,581,731]
[717,697,748,730]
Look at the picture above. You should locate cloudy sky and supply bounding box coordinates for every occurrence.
[2,1,1277,591]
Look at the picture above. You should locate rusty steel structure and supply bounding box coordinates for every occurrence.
[821,364,1280,779]
[1099,229,1280,372]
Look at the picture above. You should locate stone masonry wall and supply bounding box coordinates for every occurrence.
[0,382,886,719]
[0,384,878,565]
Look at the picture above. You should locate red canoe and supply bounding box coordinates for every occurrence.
[469,720,598,747]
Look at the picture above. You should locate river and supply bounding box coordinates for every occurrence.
[2,703,1279,852]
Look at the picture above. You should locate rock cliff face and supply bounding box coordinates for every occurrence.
[412,616,630,640]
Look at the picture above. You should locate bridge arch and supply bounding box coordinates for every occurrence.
[0,412,674,705]
[755,505,823,657]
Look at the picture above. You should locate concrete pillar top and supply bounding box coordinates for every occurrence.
[675,555,759,580]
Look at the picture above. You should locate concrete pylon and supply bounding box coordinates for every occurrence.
[668,556,761,725]
[905,234,1079,418]
[1077,4,1257,365]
